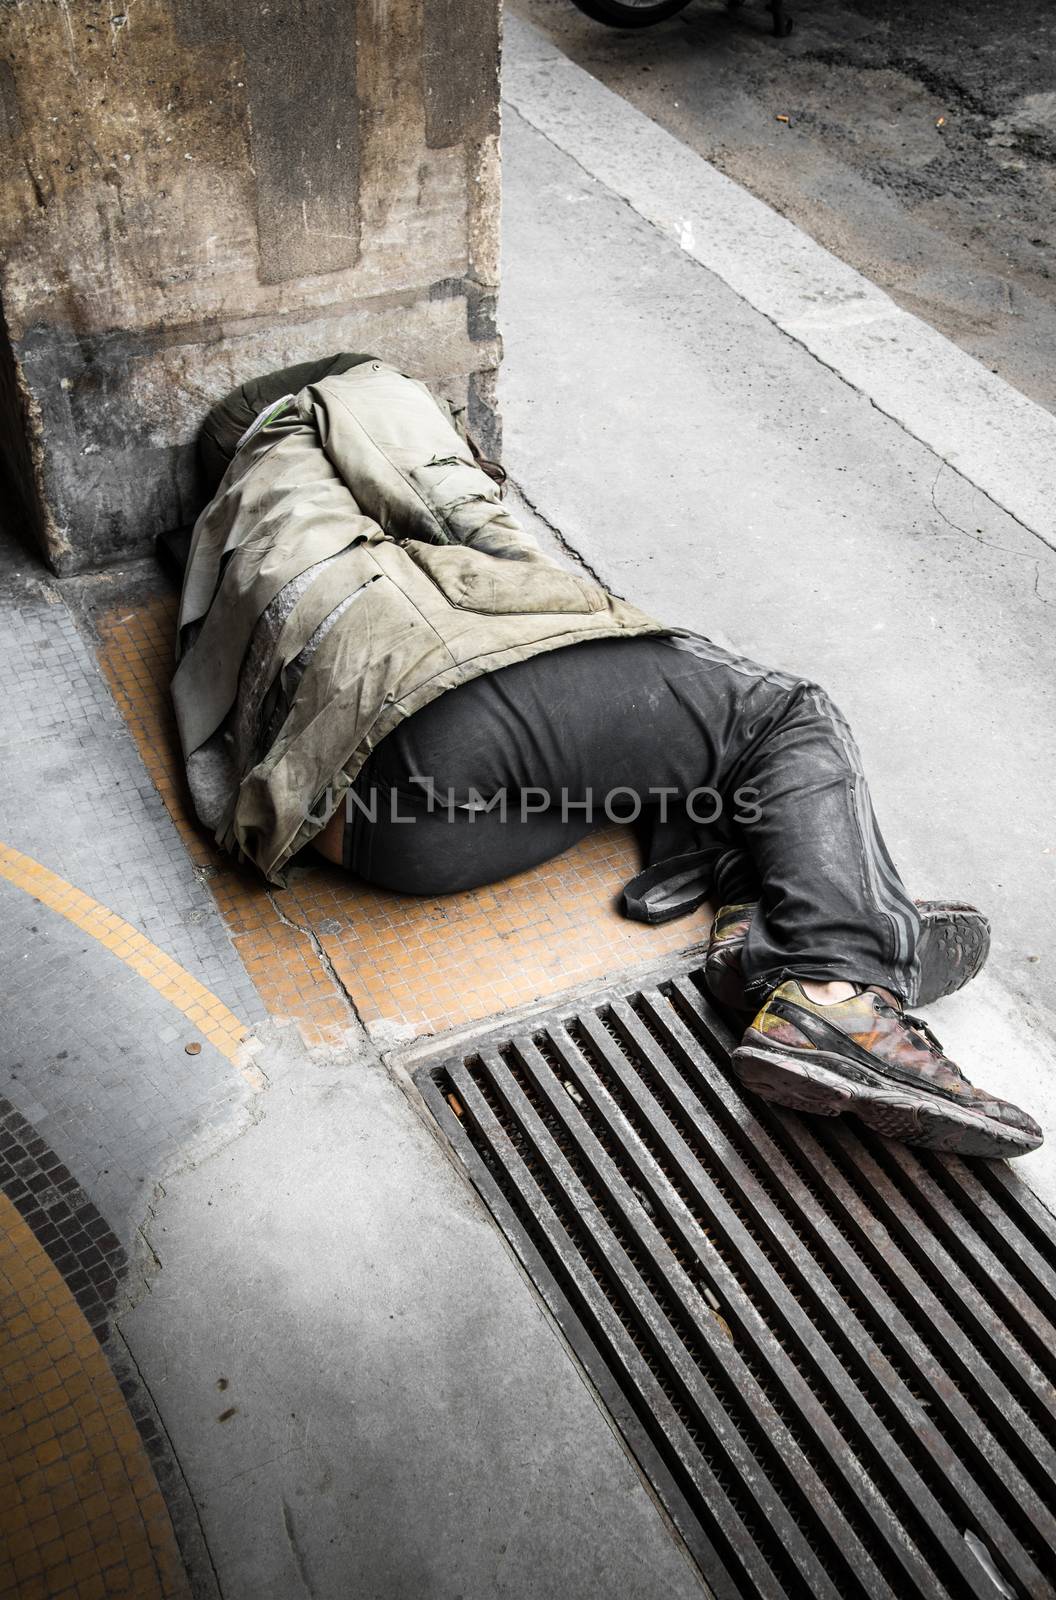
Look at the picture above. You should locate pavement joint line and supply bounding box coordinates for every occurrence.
[0,841,265,1092]
[502,15,1056,555]
[108,1321,223,1600]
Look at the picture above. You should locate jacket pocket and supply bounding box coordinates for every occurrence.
[402,539,606,617]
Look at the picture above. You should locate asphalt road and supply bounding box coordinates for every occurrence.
[508,0,1056,412]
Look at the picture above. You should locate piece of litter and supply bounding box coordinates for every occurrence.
[963,1531,1016,1599]
[217,1406,237,1423]
[563,1079,585,1107]
[185,1041,202,1056]
[446,1091,464,1118]
[936,115,946,127]
[703,1287,720,1311]
[775,114,790,124]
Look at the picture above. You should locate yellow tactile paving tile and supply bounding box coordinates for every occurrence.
[0,843,262,1090]
[0,1195,191,1600]
[98,594,712,1042]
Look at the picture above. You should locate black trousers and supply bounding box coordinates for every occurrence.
[345,635,921,1001]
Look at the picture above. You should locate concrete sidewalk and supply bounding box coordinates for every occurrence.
[0,554,707,1597]
[500,14,1056,1212]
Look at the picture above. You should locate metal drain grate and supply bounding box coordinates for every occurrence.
[416,967,1056,1600]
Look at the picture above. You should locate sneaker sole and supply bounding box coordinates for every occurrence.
[916,901,990,1006]
[706,900,990,1014]
[730,1043,1041,1160]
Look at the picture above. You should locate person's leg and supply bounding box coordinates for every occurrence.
[738,672,921,1002]
[345,756,594,896]
[345,632,918,1010]
[341,633,1040,1158]
[345,635,741,894]
[648,645,1040,1155]
[343,640,615,894]
[653,636,922,1001]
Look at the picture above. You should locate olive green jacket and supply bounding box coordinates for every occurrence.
[174,361,667,883]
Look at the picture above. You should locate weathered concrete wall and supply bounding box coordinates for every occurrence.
[0,0,502,573]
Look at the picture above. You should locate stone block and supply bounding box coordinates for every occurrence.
[0,0,502,572]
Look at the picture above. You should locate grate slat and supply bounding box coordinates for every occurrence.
[825,1130,1056,1444]
[418,960,1056,1600]
[463,1046,846,1600]
[666,979,1056,1465]
[543,1016,942,1599]
[878,1140,1056,1352]
[661,977,1056,1587]
[511,1031,903,1600]
[980,1159,1056,1269]
[595,995,1046,1596]
[445,1056,772,1600]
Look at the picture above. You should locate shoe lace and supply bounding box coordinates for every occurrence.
[875,996,961,1073]
[902,1010,945,1051]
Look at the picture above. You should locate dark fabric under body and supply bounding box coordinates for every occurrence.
[344,635,921,1000]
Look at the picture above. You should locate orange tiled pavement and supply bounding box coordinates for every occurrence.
[97,593,713,1043]
[0,1195,190,1600]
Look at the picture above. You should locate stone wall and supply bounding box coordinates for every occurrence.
[0,0,502,573]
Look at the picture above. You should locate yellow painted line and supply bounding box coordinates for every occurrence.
[0,841,264,1091]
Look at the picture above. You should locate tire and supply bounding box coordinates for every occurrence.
[569,0,694,27]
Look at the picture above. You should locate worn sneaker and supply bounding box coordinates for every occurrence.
[732,981,1043,1159]
[703,903,761,1010]
[704,899,990,1013]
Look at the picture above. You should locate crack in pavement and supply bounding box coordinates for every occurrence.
[929,463,1056,604]
[264,888,367,1034]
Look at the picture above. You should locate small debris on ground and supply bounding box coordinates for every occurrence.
[185,1040,202,1055]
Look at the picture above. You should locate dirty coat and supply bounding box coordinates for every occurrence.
[174,361,667,883]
